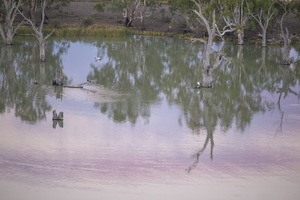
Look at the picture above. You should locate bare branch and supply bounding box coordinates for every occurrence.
[45,29,55,40]
[191,0,211,35]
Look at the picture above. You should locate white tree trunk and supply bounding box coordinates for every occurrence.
[237,29,244,45]
[5,28,14,45]
[0,0,23,45]
[18,0,54,62]
[192,1,226,88]
[39,38,46,62]
[261,28,267,47]
[247,2,275,47]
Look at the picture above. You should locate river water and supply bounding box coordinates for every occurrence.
[0,36,300,200]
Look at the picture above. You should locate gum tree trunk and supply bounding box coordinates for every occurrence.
[18,0,54,62]
[247,1,276,47]
[261,28,267,47]
[0,0,23,45]
[38,37,46,62]
[237,29,244,45]
[192,0,225,88]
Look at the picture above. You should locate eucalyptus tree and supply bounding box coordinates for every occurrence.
[18,0,54,62]
[26,0,39,25]
[94,0,162,29]
[0,0,24,45]
[190,0,232,87]
[247,0,278,47]
[219,0,250,45]
[87,37,166,124]
[24,0,70,25]
[170,0,226,87]
[276,0,300,48]
[138,0,162,30]
[0,36,70,122]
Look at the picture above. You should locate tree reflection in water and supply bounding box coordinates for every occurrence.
[0,36,299,172]
[0,38,70,124]
[87,37,299,172]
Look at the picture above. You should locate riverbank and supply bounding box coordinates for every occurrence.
[16,1,300,44]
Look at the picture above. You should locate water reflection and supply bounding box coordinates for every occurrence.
[1,36,300,199]
[0,38,73,124]
[0,36,299,145]
[87,37,300,171]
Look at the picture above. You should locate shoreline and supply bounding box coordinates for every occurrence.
[16,24,299,46]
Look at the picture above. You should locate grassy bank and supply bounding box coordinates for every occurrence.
[18,24,288,45]
[17,24,192,39]
[17,24,131,37]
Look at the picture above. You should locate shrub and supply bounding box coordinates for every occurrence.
[82,17,94,27]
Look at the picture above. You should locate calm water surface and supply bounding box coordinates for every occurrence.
[0,36,300,200]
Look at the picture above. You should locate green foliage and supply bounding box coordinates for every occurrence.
[247,0,278,14]
[51,19,63,28]
[107,0,126,12]
[169,0,194,15]
[94,3,105,13]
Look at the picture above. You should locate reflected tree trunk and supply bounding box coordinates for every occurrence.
[237,45,244,61]
[186,129,214,173]
[236,45,243,83]
[254,47,267,79]
[281,46,292,65]
[261,47,266,68]
[39,59,46,83]
[276,92,284,135]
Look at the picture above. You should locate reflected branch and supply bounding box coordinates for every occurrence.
[186,130,214,173]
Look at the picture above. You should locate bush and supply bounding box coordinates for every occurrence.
[82,17,94,27]
[94,3,105,13]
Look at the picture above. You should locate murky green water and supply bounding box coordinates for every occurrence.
[1,36,300,200]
